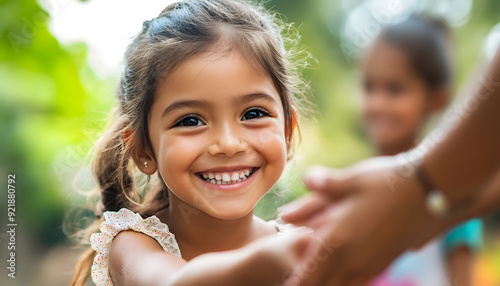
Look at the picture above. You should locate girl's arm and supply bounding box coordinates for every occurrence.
[108,230,309,286]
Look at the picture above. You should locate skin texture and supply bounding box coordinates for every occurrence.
[109,47,311,286]
[281,48,500,285]
[362,40,473,285]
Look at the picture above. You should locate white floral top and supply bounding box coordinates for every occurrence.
[90,208,296,286]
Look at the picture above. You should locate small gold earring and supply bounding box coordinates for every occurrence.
[144,162,148,168]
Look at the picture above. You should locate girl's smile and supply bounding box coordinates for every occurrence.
[196,166,259,190]
[147,44,288,220]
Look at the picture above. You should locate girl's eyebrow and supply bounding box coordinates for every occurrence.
[161,92,277,118]
[233,92,277,106]
[161,99,210,118]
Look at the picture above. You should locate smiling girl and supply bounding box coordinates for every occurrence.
[70,1,312,285]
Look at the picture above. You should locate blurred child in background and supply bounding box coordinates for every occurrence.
[360,14,483,286]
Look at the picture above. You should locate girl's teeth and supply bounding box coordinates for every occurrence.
[200,168,254,185]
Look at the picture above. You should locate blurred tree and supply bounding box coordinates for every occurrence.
[0,0,112,249]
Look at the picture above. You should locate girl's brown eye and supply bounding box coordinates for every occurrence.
[242,108,269,120]
[174,116,205,127]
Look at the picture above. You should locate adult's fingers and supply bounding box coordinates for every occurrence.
[287,240,342,286]
[280,194,330,224]
[284,220,347,286]
[303,165,355,200]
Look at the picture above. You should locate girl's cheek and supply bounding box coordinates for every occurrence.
[252,127,282,147]
[250,123,287,164]
[159,133,204,169]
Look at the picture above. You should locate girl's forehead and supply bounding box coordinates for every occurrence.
[151,49,281,113]
[166,50,271,88]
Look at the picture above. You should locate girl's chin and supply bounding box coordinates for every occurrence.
[204,205,256,220]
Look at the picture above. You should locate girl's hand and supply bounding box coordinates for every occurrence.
[281,157,449,286]
[167,230,312,286]
[242,230,313,284]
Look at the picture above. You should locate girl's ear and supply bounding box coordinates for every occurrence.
[428,86,450,114]
[285,109,298,142]
[123,129,158,175]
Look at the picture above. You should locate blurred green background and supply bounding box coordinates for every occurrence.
[1,0,499,285]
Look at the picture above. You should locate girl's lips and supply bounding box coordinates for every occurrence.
[196,167,260,191]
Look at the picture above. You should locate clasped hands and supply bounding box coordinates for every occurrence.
[277,156,446,286]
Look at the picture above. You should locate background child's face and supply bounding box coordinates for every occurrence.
[361,41,431,151]
[147,48,288,220]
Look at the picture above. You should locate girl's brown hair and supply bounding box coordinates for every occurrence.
[70,0,309,285]
[378,14,453,90]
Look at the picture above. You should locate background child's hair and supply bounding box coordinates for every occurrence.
[70,0,309,284]
[377,14,453,90]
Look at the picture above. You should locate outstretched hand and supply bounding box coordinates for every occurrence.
[281,157,447,286]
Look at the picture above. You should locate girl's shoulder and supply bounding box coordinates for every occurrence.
[90,208,181,285]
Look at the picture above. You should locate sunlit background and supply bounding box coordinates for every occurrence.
[1,0,500,285]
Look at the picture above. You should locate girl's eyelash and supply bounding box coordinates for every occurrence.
[241,107,271,117]
[172,108,270,127]
[172,114,205,127]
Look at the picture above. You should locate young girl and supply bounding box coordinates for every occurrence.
[361,14,483,286]
[70,1,312,285]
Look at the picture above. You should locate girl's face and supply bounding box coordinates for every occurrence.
[147,49,288,220]
[361,40,431,153]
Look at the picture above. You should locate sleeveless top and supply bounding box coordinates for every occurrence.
[90,208,299,286]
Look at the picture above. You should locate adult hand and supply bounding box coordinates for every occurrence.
[281,157,449,286]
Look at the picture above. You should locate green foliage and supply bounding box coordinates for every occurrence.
[0,0,113,246]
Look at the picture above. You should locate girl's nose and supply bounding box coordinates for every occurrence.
[208,124,249,157]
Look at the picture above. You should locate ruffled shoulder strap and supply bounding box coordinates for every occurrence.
[90,208,181,286]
